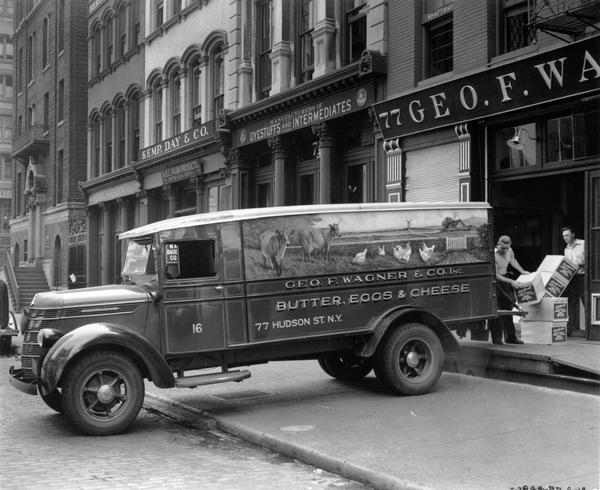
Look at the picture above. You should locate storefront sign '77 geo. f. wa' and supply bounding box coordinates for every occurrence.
[372,36,600,140]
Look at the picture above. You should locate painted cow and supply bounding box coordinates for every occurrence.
[299,223,340,262]
[260,229,294,276]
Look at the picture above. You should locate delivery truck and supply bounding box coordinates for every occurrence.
[10,202,497,435]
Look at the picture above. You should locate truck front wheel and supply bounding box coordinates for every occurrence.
[376,323,443,395]
[62,351,144,436]
[318,352,372,381]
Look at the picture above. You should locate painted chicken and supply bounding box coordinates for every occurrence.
[352,248,368,264]
[419,243,435,262]
[377,245,386,256]
[393,243,411,262]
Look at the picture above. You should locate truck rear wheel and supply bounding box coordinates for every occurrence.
[62,351,144,436]
[318,352,372,381]
[376,323,443,395]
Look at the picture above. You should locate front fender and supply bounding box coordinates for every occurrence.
[39,323,175,395]
[359,306,460,358]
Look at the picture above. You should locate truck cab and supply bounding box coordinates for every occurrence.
[10,202,496,435]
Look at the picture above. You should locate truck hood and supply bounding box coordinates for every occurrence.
[30,285,152,310]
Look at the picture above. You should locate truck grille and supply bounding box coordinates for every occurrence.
[20,308,59,378]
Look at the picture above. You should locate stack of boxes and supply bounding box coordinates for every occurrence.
[514,255,577,344]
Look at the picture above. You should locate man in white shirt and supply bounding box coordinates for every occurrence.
[562,226,585,336]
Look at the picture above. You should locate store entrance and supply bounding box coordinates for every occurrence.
[492,172,584,272]
[492,170,588,336]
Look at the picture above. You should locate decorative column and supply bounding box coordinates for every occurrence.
[34,201,43,260]
[312,12,336,78]
[163,184,177,218]
[100,202,113,285]
[87,207,99,286]
[227,149,250,210]
[199,56,209,122]
[455,123,471,202]
[268,136,288,206]
[190,176,204,214]
[136,190,148,226]
[180,67,189,132]
[312,122,335,204]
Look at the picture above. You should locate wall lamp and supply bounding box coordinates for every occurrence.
[506,127,539,151]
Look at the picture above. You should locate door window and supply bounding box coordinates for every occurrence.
[164,240,216,280]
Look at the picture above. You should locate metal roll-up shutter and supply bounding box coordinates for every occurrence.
[405,142,460,202]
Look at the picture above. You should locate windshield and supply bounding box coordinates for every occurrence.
[121,239,157,284]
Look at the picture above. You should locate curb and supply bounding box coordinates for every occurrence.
[145,392,429,490]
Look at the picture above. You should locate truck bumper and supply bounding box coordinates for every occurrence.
[9,366,38,395]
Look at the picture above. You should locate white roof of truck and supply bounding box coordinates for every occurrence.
[119,202,491,240]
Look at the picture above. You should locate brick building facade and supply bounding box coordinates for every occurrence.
[11,0,88,287]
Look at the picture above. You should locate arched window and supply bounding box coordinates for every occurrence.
[103,108,113,173]
[105,14,114,68]
[211,43,224,121]
[116,3,128,59]
[129,91,140,162]
[92,24,102,77]
[115,100,126,169]
[171,71,181,135]
[92,114,101,177]
[153,79,163,142]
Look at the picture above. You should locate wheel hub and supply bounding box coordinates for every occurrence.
[406,350,420,368]
[97,383,117,404]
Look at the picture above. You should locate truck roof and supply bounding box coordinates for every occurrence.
[119,202,491,240]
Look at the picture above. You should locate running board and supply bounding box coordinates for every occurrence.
[174,370,251,388]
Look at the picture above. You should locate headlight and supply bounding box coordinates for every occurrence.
[36,328,63,348]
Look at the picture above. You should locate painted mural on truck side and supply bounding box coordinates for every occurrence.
[242,209,489,280]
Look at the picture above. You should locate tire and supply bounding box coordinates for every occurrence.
[39,386,64,414]
[318,352,373,381]
[62,351,144,436]
[375,323,443,396]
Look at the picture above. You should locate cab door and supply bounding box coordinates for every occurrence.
[161,231,227,354]
[588,169,600,340]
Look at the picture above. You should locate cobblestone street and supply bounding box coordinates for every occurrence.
[1,355,365,490]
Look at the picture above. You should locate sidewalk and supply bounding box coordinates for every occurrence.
[146,361,600,490]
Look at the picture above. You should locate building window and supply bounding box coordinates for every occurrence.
[130,92,140,162]
[258,0,271,99]
[345,0,367,64]
[0,75,12,100]
[172,73,181,135]
[256,182,272,208]
[58,0,65,52]
[93,26,102,77]
[56,150,63,203]
[117,5,128,59]
[173,0,181,16]
[116,102,126,168]
[0,35,12,60]
[105,15,114,67]
[27,104,35,127]
[426,14,453,78]
[501,0,535,54]
[495,123,538,170]
[212,44,224,121]
[43,92,49,128]
[17,47,23,91]
[299,0,315,82]
[104,109,113,173]
[58,79,64,122]
[27,33,35,82]
[155,0,164,29]
[191,61,202,127]
[154,82,163,142]
[42,16,49,67]
[92,116,101,177]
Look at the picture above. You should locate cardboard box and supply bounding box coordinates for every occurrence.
[515,272,545,305]
[521,297,568,322]
[537,255,577,298]
[520,321,567,344]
